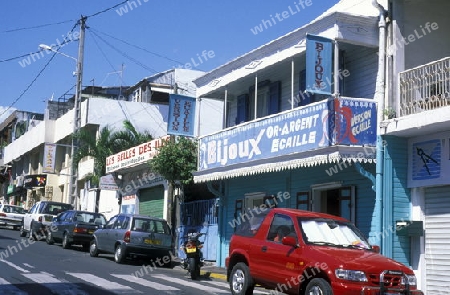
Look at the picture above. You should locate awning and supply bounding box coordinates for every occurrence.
[193,145,376,183]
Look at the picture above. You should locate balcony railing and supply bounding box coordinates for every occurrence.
[400,57,450,116]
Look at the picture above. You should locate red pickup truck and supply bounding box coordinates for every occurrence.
[226,208,423,295]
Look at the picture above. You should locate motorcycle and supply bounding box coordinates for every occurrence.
[180,232,205,280]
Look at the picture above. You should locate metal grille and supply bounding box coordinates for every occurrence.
[180,199,218,226]
[399,57,450,116]
[368,273,402,287]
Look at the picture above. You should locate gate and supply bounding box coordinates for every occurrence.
[177,198,218,261]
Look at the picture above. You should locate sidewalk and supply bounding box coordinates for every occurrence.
[172,258,227,280]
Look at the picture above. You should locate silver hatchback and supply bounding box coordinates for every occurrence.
[89,214,173,267]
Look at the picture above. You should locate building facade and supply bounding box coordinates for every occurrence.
[193,0,388,267]
[381,0,450,292]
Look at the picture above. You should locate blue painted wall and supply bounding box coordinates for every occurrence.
[217,163,377,267]
[384,135,411,266]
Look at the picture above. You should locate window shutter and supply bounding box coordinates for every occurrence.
[236,94,249,124]
[269,81,281,115]
[299,69,314,106]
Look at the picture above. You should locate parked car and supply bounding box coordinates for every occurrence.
[20,201,73,240]
[226,208,423,295]
[0,204,26,230]
[90,213,174,266]
[46,210,107,251]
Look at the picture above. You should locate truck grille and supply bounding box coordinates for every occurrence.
[368,273,402,287]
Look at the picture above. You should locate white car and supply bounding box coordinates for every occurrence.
[0,204,26,230]
[20,201,73,240]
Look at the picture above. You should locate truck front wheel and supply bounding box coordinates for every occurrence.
[305,278,333,295]
[229,262,254,295]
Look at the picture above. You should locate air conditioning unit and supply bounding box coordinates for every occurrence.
[16,176,24,187]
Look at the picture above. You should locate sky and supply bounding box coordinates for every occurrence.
[0,0,340,117]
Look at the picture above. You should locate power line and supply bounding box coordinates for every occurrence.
[89,27,185,66]
[1,19,75,34]
[88,27,158,74]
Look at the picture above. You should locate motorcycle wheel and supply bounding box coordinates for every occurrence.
[189,257,198,280]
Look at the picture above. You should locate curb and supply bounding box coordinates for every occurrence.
[200,270,227,280]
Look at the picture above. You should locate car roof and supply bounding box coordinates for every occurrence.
[117,213,166,221]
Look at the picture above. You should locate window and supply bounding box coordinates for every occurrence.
[105,216,118,229]
[235,81,281,124]
[267,214,297,243]
[115,215,129,229]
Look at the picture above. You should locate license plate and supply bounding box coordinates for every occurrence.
[88,230,94,234]
[144,239,161,245]
[186,248,197,253]
[45,216,53,222]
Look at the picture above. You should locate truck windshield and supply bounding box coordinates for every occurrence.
[299,218,370,249]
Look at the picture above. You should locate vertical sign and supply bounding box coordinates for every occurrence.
[167,94,196,137]
[306,34,333,95]
[43,143,57,173]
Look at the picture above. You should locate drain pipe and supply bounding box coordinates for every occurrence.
[372,0,387,254]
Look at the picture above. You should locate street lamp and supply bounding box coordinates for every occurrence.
[39,17,86,209]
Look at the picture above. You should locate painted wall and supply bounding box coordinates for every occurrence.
[217,163,376,267]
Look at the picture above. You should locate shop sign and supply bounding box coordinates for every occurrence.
[23,174,47,189]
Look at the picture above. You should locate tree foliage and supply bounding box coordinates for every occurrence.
[149,136,197,185]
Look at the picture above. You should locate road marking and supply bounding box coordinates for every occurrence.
[23,272,89,295]
[0,259,30,273]
[152,274,228,294]
[112,274,179,291]
[67,273,141,294]
[22,263,35,269]
[0,277,28,294]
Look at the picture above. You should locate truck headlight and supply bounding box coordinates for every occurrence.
[401,274,417,286]
[335,269,368,282]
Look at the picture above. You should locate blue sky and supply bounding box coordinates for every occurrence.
[0,0,339,115]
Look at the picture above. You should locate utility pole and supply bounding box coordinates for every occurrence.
[69,16,86,208]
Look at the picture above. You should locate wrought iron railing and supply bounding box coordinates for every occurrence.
[180,198,219,226]
[399,57,450,116]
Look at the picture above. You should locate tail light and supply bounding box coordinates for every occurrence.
[38,216,43,222]
[0,213,6,217]
[73,227,88,234]
[186,241,196,250]
[123,230,131,243]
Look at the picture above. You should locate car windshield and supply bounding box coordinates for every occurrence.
[299,217,371,249]
[132,218,170,234]
[75,212,107,225]
[3,205,25,214]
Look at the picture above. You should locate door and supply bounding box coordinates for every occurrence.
[97,215,117,252]
[249,213,300,290]
[139,186,164,218]
[312,185,355,222]
[52,211,69,240]
[23,203,37,231]
[424,186,450,294]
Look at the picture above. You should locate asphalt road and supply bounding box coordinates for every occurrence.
[0,226,242,295]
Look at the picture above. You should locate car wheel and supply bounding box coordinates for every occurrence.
[230,262,254,295]
[62,233,71,249]
[19,224,27,237]
[114,245,125,264]
[89,240,99,257]
[163,255,173,268]
[304,278,333,295]
[46,231,54,245]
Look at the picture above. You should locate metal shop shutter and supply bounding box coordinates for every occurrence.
[139,185,164,219]
[424,185,450,293]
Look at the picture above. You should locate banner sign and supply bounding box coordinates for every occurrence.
[43,143,57,173]
[167,94,196,137]
[198,98,377,171]
[99,174,119,190]
[105,135,170,174]
[24,174,47,188]
[306,34,333,95]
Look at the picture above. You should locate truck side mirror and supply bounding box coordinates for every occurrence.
[282,236,299,248]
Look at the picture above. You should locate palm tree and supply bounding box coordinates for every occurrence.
[72,120,154,211]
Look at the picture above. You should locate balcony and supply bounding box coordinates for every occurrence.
[400,57,450,116]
